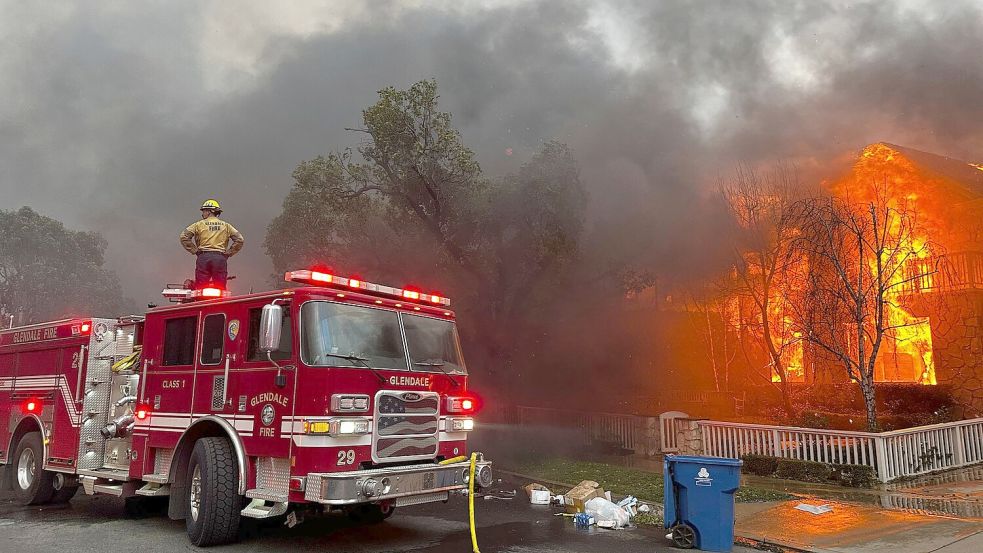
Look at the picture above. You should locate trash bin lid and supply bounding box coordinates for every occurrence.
[665,455,743,467]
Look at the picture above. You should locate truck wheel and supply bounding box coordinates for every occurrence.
[185,437,242,546]
[348,501,395,523]
[13,432,55,505]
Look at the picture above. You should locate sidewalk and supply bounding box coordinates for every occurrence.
[735,499,983,553]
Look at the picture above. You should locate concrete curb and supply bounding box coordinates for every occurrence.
[734,536,822,553]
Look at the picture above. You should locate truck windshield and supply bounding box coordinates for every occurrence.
[301,302,408,370]
[403,313,467,374]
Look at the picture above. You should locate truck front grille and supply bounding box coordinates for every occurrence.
[373,391,439,462]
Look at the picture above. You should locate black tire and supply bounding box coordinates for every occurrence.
[671,523,697,549]
[185,437,242,546]
[12,432,55,505]
[51,484,79,504]
[347,501,396,524]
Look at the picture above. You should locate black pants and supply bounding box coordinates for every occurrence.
[195,251,228,288]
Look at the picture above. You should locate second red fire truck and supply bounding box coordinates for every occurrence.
[0,269,491,546]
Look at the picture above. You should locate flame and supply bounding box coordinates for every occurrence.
[836,144,936,385]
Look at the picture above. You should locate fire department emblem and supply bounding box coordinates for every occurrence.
[227,319,240,341]
[261,404,275,426]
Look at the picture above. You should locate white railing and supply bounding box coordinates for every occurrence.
[659,411,689,453]
[697,417,983,482]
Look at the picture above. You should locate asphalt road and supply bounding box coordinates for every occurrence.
[0,476,755,553]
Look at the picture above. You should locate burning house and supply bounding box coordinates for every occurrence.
[840,143,983,414]
[632,143,983,422]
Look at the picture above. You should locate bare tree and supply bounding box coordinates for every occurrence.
[684,275,741,392]
[794,184,942,431]
[721,163,807,418]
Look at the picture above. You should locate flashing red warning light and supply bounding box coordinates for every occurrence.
[200,287,223,298]
[134,405,151,420]
[80,323,91,334]
[284,269,452,307]
[21,398,41,415]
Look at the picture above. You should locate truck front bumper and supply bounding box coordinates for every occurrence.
[304,458,493,506]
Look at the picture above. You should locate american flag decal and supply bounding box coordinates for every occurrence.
[374,391,440,461]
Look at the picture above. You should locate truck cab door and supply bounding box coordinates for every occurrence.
[237,305,295,457]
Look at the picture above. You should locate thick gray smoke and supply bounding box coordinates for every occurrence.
[1,0,982,306]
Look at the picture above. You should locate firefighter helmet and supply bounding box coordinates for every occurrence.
[200,199,222,212]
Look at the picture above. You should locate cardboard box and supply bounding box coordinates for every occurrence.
[563,480,605,514]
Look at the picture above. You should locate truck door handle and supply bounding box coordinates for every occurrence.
[222,354,232,408]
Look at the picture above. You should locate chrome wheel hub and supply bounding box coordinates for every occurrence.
[16,448,36,490]
[189,465,202,521]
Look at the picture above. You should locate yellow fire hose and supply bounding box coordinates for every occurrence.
[438,453,481,553]
[468,452,480,553]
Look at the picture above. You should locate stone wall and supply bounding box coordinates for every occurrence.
[674,418,705,456]
[930,290,983,417]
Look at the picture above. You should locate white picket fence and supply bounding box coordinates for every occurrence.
[697,418,983,482]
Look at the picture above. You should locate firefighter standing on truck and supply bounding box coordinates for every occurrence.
[179,199,244,289]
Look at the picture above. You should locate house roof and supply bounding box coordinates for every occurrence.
[880,142,983,197]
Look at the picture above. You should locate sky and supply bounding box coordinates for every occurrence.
[2,0,982,308]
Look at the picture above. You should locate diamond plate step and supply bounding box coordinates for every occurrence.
[241,498,288,519]
[246,488,288,502]
[135,483,170,497]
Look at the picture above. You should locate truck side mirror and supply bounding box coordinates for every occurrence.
[259,304,283,353]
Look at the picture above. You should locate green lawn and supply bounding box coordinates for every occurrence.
[512,458,793,505]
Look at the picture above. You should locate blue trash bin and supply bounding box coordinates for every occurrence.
[664,455,743,552]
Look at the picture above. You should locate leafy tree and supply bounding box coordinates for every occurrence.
[0,207,131,323]
[265,80,587,385]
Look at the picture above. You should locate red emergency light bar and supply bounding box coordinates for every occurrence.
[284,270,451,307]
[161,287,233,301]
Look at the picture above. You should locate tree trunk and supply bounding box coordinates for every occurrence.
[859,376,878,431]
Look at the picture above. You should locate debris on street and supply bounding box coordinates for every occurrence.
[794,503,834,515]
[573,512,595,528]
[564,480,606,514]
[584,497,631,528]
[524,483,551,505]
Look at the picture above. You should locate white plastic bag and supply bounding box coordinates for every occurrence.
[584,497,630,528]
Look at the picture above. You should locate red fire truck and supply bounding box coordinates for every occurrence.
[0,269,491,546]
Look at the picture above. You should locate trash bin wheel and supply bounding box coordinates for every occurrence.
[671,523,696,549]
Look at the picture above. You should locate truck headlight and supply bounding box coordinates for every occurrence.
[331,394,370,413]
[304,417,370,436]
[448,417,475,432]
